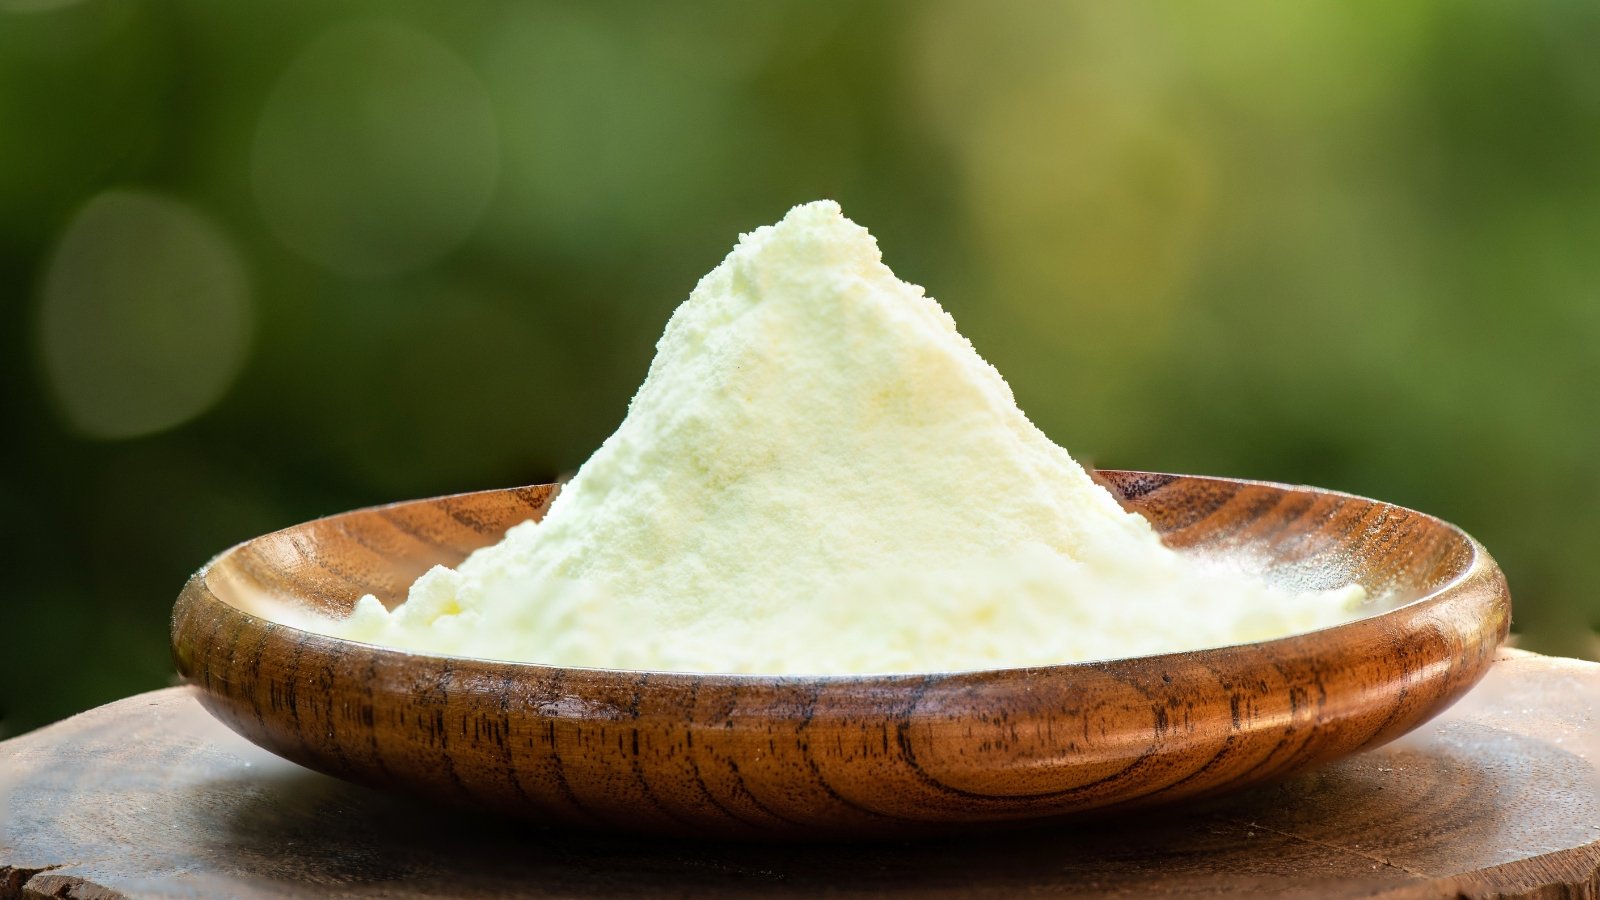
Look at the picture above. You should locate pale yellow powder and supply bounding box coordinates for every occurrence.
[293,200,1366,673]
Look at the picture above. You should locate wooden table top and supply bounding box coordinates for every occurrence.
[2,648,1597,898]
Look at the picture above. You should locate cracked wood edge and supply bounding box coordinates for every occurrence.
[0,863,126,900]
[1399,848,1600,900]
[10,873,127,900]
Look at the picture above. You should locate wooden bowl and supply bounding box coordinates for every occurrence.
[171,472,1510,839]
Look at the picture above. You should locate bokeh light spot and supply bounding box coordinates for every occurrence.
[36,189,252,439]
[252,20,498,278]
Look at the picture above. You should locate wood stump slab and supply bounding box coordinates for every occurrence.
[2,649,1597,899]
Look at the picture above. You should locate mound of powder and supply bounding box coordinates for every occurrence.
[304,200,1365,673]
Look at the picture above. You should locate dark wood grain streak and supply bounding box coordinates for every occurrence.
[168,472,1510,838]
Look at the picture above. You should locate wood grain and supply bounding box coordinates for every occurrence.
[167,472,1511,838]
[4,651,1593,898]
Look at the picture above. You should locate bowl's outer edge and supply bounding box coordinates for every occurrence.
[170,472,1510,838]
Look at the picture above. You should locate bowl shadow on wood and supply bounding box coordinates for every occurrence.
[170,472,1510,839]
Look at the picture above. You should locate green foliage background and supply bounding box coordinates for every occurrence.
[3,0,1597,734]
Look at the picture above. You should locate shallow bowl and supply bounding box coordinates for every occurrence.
[171,471,1509,838]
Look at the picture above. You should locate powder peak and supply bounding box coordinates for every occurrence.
[721,200,884,294]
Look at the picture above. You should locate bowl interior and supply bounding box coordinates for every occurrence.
[211,472,1469,630]
[1109,472,1471,602]
[208,483,558,618]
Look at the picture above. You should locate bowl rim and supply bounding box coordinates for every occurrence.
[179,470,1506,685]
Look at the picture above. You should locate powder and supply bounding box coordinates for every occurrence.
[302,200,1365,673]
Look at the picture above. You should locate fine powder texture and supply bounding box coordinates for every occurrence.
[301,201,1366,673]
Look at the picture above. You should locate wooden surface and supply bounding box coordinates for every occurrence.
[3,649,1596,898]
[170,473,1510,837]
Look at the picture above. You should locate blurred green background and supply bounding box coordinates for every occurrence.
[3,0,1597,736]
